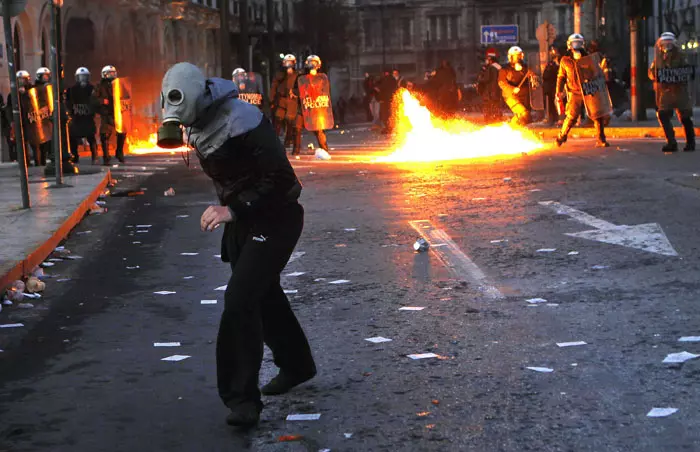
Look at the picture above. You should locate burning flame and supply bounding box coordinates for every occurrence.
[375,90,545,163]
[113,79,124,134]
[128,133,187,155]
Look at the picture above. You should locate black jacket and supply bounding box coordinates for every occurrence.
[197,117,302,222]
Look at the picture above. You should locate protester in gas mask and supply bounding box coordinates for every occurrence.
[157,62,316,428]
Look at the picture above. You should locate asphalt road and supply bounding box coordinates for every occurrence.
[2,128,700,451]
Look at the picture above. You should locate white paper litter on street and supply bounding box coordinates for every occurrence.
[136,230,149,233]
[490,239,508,244]
[49,258,63,262]
[0,323,24,328]
[408,353,439,360]
[161,355,191,362]
[154,291,176,295]
[530,189,542,192]
[568,251,580,255]
[55,246,65,251]
[344,228,357,232]
[365,337,392,344]
[547,303,560,307]
[344,433,353,439]
[65,255,83,260]
[557,341,587,347]
[314,278,327,282]
[286,272,306,277]
[215,285,227,291]
[126,266,140,270]
[176,215,189,218]
[679,336,700,342]
[41,262,55,267]
[647,408,678,417]
[537,248,557,253]
[286,414,321,421]
[132,241,141,244]
[154,342,181,347]
[663,351,699,363]
[400,307,425,311]
[180,253,199,256]
[591,265,609,270]
[201,300,217,304]
[526,367,554,373]
[183,276,194,280]
[319,449,331,452]
[136,225,152,228]
[284,289,298,294]
[214,254,221,258]
[526,298,548,304]
[329,279,350,284]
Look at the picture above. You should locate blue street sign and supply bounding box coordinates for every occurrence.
[480,25,519,45]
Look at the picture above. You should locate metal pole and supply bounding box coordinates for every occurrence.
[630,18,639,121]
[56,3,69,165]
[574,0,582,35]
[50,1,63,183]
[2,2,31,208]
[266,0,275,74]
[248,43,253,71]
[380,1,386,71]
[239,0,249,72]
[220,0,231,77]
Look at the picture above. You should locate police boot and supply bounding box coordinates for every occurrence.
[316,131,329,152]
[556,117,574,147]
[225,401,261,428]
[595,119,610,148]
[116,133,126,163]
[681,116,696,152]
[261,368,316,396]
[100,136,111,165]
[657,110,677,153]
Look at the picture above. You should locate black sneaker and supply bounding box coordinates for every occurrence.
[226,402,261,427]
[683,142,695,152]
[662,142,678,153]
[261,370,316,396]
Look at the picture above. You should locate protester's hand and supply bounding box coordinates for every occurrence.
[513,87,520,95]
[200,206,233,232]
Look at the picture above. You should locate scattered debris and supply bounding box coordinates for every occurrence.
[591,265,608,270]
[176,215,189,218]
[529,189,542,192]
[17,303,34,309]
[154,342,181,347]
[568,251,579,255]
[136,225,152,228]
[161,355,191,362]
[183,276,194,280]
[201,300,217,305]
[678,337,700,342]
[153,291,176,295]
[0,323,24,328]
[26,277,45,293]
[285,272,306,277]
[526,298,548,304]
[344,228,357,232]
[314,278,327,282]
[557,341,587,347]
[76,230,93,235]
[526,367,554,373]
[164,187,176,196]
[414,238,429,252]
[284,289,298,294]
[647,408,678,418]
[215,285,227,291]
[315,149,332,160]
[663,351,699,364]
[110,190,144,197]
[503,177,512,182]
[417,411,430,417]
[431,400,440,405]
[407,353,439,360]
[180,252,199,256]
[89,203,107,214]
[536,248,557,253]
[286,414,321,421]
[41,262,55,268]
[126,266,140,270]
[344,433,353,439]
[329,280,350,284]
[365,337,392,344]
[490,239,508,244]
[399,307,425,311]
[472,197,487,201]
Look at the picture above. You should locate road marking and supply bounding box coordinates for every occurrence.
[409,220,504,300]
[539,201,678,256]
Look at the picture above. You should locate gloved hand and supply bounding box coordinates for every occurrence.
[513,87,521,95]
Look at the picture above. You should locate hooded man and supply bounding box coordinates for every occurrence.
[648,32,695,152]
[157,62,316,428]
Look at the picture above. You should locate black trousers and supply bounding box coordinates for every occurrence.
[100,132,126,162]
[657,109,695,146]
[544,90,558,124]
[218,202,315,409]
[560,93,607,142]
[70,135,97,162]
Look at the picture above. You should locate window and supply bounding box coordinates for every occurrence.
[527,11,540,41]
[449,16,458,41]
[402,17,412,48]
[363,18,374,49]
[429,16,437,42]
[381,17,390,47]
[481,12,492,27]
[502,10,514,25]
[439,16,447,41]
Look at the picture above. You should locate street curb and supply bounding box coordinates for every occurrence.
[0,170,112,293]
[534,126,699,140]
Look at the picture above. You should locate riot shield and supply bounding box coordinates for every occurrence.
[23,85,53,145]
[113,77,133,134]
[235,72,264,109]
[297,73,334,132]
[527,53,544,111]
[653,47,695,111]
[575,53,613,120]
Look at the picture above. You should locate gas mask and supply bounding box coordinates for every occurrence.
[661,41,674,53]
[573,50,582,60]
[157,62,208,149]
[514,63,523,71]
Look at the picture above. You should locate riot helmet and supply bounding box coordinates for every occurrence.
[283,54,296,73]
[75,67,90,86]
[36,67,51,84]
[232,68,246,77]
[102,65,117,81]
[567,33,585,51]
[507,46,524,70]
[658,32,677,53]
[305,55,321,71]
[16,70,31,93]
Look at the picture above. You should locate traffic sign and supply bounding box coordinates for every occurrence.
[481,25,519,45]
[0,0,28,17]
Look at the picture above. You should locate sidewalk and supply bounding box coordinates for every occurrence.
[0,164,111,291]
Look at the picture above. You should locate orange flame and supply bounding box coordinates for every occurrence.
[128,132,187,155]
[375,90,545,163]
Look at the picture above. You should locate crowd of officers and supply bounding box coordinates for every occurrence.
[476,32,694,152]
[1,64,128,166]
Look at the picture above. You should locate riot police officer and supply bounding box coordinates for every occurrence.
[294,55,331,155]
[35,67,51,87]
[66,67,98,164]
[555,34,610,148]
[96,65,126,164]
[649,32,695,152]
[270,54,303,155]
[498,46,534,126]
[476,48,502,123]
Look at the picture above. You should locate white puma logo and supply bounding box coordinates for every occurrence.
[252,235,267,242]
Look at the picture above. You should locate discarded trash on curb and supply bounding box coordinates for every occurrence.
[89,203,107,214]
[526,367,554,373]
[647,408,678,417]
[365,337,392,344]
[414,238,429,252]
[663,351,699,364]
[286,414,321,421]
[164,187,176,196]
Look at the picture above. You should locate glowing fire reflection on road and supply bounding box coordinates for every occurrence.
[375,90,545,163]
[128,133,187,155]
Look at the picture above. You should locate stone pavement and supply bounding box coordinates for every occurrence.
[0,163,111,291]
